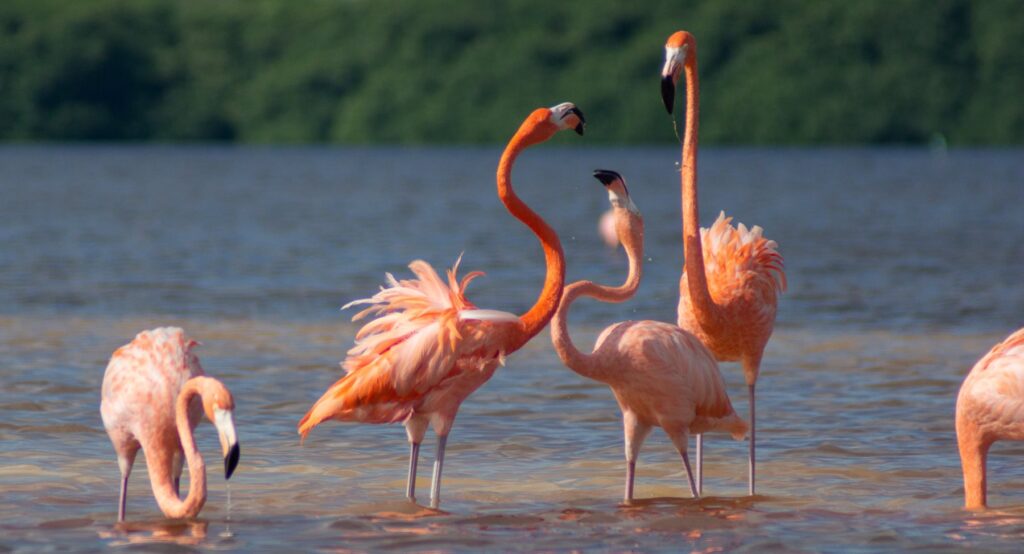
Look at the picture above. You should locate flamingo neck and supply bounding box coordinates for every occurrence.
[956,415,989,509]
[151,379,207,519]
[551,213,642,382]
[497,124,565,351]
[679,53,718,331]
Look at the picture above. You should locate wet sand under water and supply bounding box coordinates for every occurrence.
[3,315,1024,552]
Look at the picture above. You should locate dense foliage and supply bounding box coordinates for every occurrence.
[0,0,1021,144]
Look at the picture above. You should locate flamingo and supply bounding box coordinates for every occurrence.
[100,327,241,521]
[598,208,619,249]
[956,328,1024,509]
[298,102,586,509]
[661,30,786,496]
[551,169,747,503]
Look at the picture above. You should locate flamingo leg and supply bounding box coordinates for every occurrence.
[406,442,420,500]
[118,473,129,522]
[748,383,756,496]
[695,433,703,496]
[681,451,700,499]
[429,435,448,509]
[625,460,636,503]
[116,453,135,522]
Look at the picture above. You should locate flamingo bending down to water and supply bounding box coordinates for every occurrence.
[298,103,586,509]
[661,30,786,495]
[956,328,1024,509]
[100,327,241,521]
[551,169,747,502]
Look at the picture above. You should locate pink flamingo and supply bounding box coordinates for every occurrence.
[956,328,1024,509]
[298,103,585,509]
[551,169,747,502]
[661,30,786,495]
[598,208,619,249]
[100,327,240,521]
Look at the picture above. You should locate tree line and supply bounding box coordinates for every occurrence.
[0,0,1020,144]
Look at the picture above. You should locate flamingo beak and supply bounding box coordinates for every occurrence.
[661,75,675,114]
[214,408,240,479]
[563,106,586,135]
[593,169,622,186]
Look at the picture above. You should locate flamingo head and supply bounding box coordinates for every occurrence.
[549,102,586,136]
[661,31,695,114]
[199,378,241,480]
[593,169,642,253]
[517,102,586,147]
[593,169,638,215]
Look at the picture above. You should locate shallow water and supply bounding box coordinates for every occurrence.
[1,146,1022,552]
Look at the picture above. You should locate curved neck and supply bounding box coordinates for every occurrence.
[150,379,207,519]
[679,53,718,329]
[957,416,989,509]
[551,213,642,382]
[497,126,565,351]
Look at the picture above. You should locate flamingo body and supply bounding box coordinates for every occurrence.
[100,327,240,521]
[956,328,1024,509]
[662,30,786,494]
[298,103,585,508]
[677,212,786,366]
[552,170,746,502]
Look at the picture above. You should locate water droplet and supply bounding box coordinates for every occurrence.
[220,482,234,539]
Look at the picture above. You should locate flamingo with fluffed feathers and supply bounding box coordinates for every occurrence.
[298,102,586,509]
[956,328,1024,509]
[551,169,747,502]
[661,30,786,495]
[100,327,241,521]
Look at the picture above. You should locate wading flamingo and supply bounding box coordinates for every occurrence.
[956,328,1024,509]
[661,30,786,495]
[100,327,241,521]
[551,169,747,502]
[298,103,586,509]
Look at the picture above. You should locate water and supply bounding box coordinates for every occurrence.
[0,146,1022,552]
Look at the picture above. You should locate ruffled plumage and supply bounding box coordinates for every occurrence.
[701,211,787,301]
[298,256,516,439]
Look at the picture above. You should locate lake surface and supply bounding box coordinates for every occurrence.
[1,146,1022,552]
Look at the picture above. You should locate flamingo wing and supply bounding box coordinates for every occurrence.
[298,258,517,438]
[701,211,786,303]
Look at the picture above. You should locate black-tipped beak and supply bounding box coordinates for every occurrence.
[661,76,675,114]
[569,106,586,135]
[224,442,240,479]
[593,169,622,186]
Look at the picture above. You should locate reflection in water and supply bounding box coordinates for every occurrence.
[99,520,208,547]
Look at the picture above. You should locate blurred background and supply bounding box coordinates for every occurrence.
[1,0,1021,145]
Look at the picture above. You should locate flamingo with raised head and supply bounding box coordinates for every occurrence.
[100,327,241,521]
[551,169,747,503]
[956,328,1024,509]
[661,30,786,496]
[298,103,586,509]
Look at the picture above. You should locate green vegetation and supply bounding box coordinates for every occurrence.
[1,0,1021,144]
